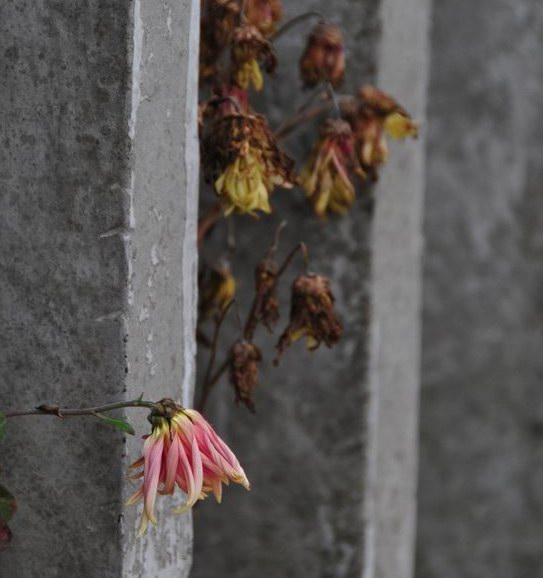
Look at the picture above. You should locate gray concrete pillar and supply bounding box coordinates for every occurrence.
[417,1,543,577]
[192,1,430,577]
[0,0,199,576]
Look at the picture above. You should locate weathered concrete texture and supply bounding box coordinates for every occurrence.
[417,1,543,578]
[192,2,428,578]
[0,0,199,576]
[366,1,430,577]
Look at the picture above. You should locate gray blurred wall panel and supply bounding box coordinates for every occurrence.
[0,0,199,576]
[191,1,430,577]
[366,0,430,577]
[418,1,543,577]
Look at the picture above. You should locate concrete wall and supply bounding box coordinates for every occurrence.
[0,1,199,576]
[417,1,543,577]
[192,1,429,577]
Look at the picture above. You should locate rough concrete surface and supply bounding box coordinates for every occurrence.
[192,1,428,578]
[366,1,430,577]
[417,1,543,577]
[0,0,199,576]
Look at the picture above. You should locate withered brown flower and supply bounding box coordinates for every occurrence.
[275,273,343,364]
[200,0,240,83]
[300,22,345,89]
[244,0,283,38]
[299,119,362,219]
[346,85,418,180]
[199,260,236,321]
[245,256,280,340]
[202,113,294,216]
[231,25,277,91]
[229,340,262,412]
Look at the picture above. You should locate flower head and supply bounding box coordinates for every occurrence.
[202,113,294,216]
[231,25,277,91]
[127,399,250,535]
[275,273,343,364]
[346,85,418,180]
[199,260,236,321]
[244,0,283,38]
[300,22,345,89]
[229,340,262,412]
[300,119,360,219]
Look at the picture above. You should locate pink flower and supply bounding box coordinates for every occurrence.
[127,400,250,535]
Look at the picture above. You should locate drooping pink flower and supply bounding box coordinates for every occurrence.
[127,399,250,535]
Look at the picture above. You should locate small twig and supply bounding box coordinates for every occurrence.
[232,300,244,337]
[206,95,243,114]
[226,216,236,255]
[274,95,355,140]
[276,242,309,279]
[198,202,223,248]
[198,301,235,412]
[4,398,158,419]
[272,12,324,41]
[327,82,341,119]
[238,0,247,24]
[269,220,287,257]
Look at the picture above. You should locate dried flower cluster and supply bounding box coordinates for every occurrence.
[196,2,419,413]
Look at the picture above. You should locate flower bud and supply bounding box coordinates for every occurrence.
[244,0,283,38]
[300,119,360,219]
[300,22,345,89]
[229,340,262,412]
[231,25,277,91]
[199,260,236,321]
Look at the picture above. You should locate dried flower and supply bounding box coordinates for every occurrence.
[252,257,280,332]
[199,260,236,321]
[346,86,418,180]
[231,25,277,91]
[229,340,262,411]
[127,399,250,535]
[200,0,240,83]
[275,273,343,363]
[299,119,361,219]
[244,0,283,37]
[300,22,345,89]
[202,113,294,216]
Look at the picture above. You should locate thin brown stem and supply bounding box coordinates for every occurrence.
[239,0,247,24]
[198,202,223,248]
[206,95,243,114]
[274,95,355,140]
[272,12,324,41]
[198,301,235,412]
[268,220,287,257]
[4,398,157,419]
[276,242,309,279]
[327,82,341,119]
[226,216,236,255]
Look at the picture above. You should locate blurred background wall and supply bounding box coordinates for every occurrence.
[417,1,543,577]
